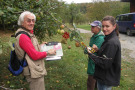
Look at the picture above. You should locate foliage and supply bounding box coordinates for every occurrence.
[57,1,130,25]
[86,1,130,21]
[56,2,88,25]
[0,0,65,41]
[69,24,83,42]
[62,3,81,26]
[74,12,88,25]
[77,3,88,14]
[0,0,130,41]
[33,0,60,41]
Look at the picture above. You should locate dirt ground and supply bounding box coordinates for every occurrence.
[119,33,135,59]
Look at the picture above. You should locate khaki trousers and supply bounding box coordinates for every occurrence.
[26,75,45,90]
[87,75,96,90]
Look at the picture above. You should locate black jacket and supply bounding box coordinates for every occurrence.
[88,30,121,86]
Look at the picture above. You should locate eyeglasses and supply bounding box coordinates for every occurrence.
[27,19,35,23]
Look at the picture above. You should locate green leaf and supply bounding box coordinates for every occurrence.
[0,10,4,16]
[0,45,2,54]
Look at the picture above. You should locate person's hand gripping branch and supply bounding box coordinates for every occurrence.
[87,44,98,53]
[92,44,98,52]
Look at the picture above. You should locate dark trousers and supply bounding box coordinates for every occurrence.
[87,75,96,90]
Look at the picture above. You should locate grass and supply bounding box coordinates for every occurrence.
[113,58,135,90]
[43,34,90,90]
[0,30,91,90]
[114,48,135,90]
[0,28,135,90]
[76,24,91,31]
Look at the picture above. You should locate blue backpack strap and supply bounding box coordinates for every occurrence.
[15,31,30,66]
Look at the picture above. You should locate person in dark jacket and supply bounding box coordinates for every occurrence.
[87,16,121,90]
[84,21,104,90]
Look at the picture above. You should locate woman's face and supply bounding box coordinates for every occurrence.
[22,14,35,31]
[91,26,100,34]
[102,21,116,35]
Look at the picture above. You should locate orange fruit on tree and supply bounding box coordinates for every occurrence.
[75,42,80,47]
[60,25,64,29]
[60,30,65,34]
[68,45,71,49]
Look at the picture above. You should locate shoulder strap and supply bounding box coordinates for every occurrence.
[21,52,26,66]
[15,31,30,65]
[15,31,30,38]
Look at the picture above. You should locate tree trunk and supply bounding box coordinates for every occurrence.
[130,0,135,12]
[1,18,5,30]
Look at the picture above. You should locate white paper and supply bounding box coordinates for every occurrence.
[41,43,63,60]
[45,56,61,61]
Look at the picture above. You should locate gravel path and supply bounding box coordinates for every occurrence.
[77,28,91,33]
[119,33,135,58]
[77,28,135,59]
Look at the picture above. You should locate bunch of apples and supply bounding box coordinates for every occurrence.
[57,25,65,35]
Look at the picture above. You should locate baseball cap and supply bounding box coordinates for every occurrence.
[90,20,102,28]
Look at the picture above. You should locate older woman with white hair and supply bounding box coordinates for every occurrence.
[15,11,56,90]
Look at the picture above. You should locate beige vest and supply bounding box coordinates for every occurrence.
[15,28,47,78]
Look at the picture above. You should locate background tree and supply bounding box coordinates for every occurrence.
[68,3,80,26]
[85,1,130,22]
[0,0,64,41]
[0,0,130,38]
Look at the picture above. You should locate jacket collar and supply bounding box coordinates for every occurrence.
[104,30,116,41]
[93,30,104,38]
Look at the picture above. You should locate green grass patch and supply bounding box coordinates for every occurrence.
[112,60,135,90]
[76,24,91,31]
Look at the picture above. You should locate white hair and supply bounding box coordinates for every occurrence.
[17,11,36,26]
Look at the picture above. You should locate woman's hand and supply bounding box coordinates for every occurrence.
[47,49,56,55]
[92,44,98,52]
[87,47,92,53]
[87,44,98,53]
